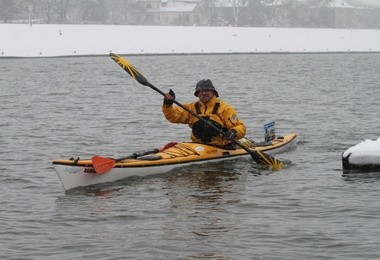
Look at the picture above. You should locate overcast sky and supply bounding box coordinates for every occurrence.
[358,0,380,5]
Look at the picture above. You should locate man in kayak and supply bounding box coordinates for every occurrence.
[162,79,246,149]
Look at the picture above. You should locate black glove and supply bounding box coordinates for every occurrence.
[163,89,175,107]
[223,129,237,140]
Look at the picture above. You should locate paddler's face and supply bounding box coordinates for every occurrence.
[197,90,214,104]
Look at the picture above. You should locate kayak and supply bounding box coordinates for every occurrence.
[53,133,297,190]
[52,133,297,191]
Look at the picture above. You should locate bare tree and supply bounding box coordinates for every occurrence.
[231,0,249,26]
[199,0,219,26]
[106,0,139,25]
[57,0,69,23]
[0,0,21,23]
[27,0,55,23]
[43,0,54,23]
[246,0,265,26]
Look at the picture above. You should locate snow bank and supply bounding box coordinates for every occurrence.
[1,24,379,58]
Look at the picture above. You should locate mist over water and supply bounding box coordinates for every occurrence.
[1,53,379,259]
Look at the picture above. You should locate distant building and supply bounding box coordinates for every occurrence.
[159,0,202,25]
[312,0,361,28]
[129,0,202,25]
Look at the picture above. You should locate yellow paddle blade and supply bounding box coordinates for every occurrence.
[255,150,284,171]
[109,53,149,86]
[239,140,284,171]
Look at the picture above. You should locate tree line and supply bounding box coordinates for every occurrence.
[0,0,379,29]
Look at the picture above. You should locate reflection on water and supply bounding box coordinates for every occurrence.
[343,172,380,181]
[161,161,245,242]
[64,186,124,197]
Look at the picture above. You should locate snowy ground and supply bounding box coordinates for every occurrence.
[1,24,379,58]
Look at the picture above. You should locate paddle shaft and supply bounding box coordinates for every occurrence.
[92,142,179,174]
[115,148,159,162]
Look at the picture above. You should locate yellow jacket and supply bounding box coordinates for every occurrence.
[162,96,246,146]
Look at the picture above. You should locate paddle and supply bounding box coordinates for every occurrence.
[109,53,284,171]
[92,142,178,174]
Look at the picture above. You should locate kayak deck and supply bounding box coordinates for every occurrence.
[53,133,296,168]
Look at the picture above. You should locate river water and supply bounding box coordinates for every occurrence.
[1,53,379,259]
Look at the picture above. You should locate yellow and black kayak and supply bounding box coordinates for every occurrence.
[53,133,297,191]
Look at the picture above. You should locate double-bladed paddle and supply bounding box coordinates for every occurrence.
[109,53,284,171]
[92,151,156,174]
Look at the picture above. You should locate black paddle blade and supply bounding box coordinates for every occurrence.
[109,53,149,86]
[249,150,284,171]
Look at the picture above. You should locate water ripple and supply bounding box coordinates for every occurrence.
[0,54,379,259]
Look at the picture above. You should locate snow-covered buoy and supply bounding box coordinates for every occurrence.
[342,138,380,173]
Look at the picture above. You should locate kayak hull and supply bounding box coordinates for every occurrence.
[53,133,297,190]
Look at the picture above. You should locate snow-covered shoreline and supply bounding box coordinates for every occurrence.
[1,24,379,58]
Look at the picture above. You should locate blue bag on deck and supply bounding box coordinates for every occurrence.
[264,122,276,142]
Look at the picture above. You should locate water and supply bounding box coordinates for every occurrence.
[1,53,379,259]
